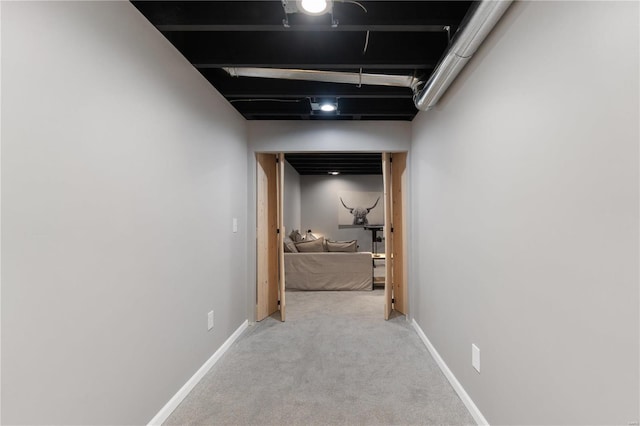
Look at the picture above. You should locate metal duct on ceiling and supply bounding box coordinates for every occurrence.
[413,0,512,110]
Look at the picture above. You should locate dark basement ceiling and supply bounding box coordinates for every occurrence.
[285,153,382,175]
[132,1,474,121]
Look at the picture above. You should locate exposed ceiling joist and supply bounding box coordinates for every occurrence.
[136,1,472,26]
[285,153,383,175]
[166,31,448,68]
[156,24,453,32]
[131,1,474,121]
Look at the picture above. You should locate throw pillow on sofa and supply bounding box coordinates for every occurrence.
[289,229,303,242]
[295,237,325,252]
[283,237,299,253]
[304,230,318,241]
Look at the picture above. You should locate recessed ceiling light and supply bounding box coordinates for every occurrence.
[328,171,340,175]
[299,0,330,15]
[310,99,338,114]
[320,103,337,112]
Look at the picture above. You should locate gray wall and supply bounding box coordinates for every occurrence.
[283,160,301,235]
[1,2,248,424]
[301,175,383,252]
[248,121,411,153]
[410,1,639,424]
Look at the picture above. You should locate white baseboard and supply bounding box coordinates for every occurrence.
[148,320,249,425]
[411,319,489,426]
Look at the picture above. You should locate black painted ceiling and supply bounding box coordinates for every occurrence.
[132,1,474,121]
[286,152,382,175]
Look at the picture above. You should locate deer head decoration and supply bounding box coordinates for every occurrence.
[340,196,380,226]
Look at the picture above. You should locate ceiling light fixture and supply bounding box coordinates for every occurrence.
[310,98,339,115]
[281,0,336,27]
[328,171,340,175]
[320,103,337,112]
[300,0,330,15]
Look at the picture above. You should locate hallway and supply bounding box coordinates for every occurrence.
[3,1,637,424]
[165,291,474,425]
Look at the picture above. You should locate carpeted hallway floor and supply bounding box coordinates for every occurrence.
[164,290,475,425]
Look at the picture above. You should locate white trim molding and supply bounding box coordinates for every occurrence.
[411,319,489,426]
[148,320,249,425]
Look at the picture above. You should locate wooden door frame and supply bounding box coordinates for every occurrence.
[255,153,279,321]
[276,153,286,321]
[255,152,286,322]
[383,153,393,320]
[383,151,409,319]
[252,150,410,322]
[390,152,408,315]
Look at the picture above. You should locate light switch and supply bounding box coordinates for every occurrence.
[232,217,238,233]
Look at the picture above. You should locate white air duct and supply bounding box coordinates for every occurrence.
[223,67,422,91]
[414,0,512,110]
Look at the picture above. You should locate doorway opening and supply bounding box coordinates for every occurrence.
[255,152,408,322]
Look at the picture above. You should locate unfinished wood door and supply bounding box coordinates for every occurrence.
[256,153,279,321]
[391,152,407,314]
[382,153,393,320]
[276,153,286,322]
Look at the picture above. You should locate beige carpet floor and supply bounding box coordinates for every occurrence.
[164,290,475,425]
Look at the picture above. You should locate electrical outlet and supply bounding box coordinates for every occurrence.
[472,344,480,373]
[207,310,214,331]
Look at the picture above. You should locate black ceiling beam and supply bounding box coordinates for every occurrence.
[338,98,417,112]
[226,93,413,100]
[287,167,382,172]
[293,168,382,172]
[247,115,412,121]
[296,172,382,175]
[232,101,416,114]
[197,63,433,70]
[295,171,382,175]
[290,164,383,169]
[286,159,382,164]
[287,157,381,162]
[295,162,380,165]
[293,163,381,167]
[297,171,382,175]
[287,155,379,158]
[240,111,415,117]
[288,159,381,163]
[157,24,451,32]
[132,1,473,26]
[287,155,381,160]
[287,158,380,162]
[289,158,380,161]
[165,31,448,68]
